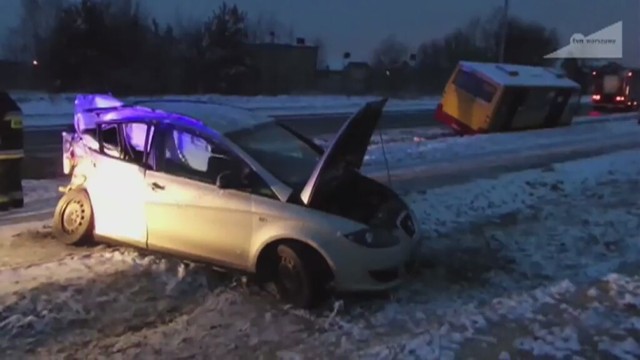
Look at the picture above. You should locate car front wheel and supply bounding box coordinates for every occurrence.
[52,189,94,246]
[273,243,327,309]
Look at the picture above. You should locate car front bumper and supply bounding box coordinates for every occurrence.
[328,229,422,292]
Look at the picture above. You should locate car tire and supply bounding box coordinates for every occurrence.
[273,243,326,309]
[52,189,94,246]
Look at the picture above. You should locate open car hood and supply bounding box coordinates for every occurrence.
[299,98,388,206]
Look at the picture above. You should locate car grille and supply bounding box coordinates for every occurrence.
[397,212,416,237]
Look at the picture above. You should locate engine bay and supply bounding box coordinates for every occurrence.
[311,169,407,228]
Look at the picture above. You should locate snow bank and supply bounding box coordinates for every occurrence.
[11,91,439,116]
[12,91,594,128]
[361,116,640,174]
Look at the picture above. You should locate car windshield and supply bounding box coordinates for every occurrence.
[225,122,321,190]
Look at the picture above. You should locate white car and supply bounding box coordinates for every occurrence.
[54,94,422,308]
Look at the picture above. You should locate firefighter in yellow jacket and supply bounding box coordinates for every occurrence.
[0,91,24,210]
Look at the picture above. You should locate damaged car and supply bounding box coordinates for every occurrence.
[54,94,421,308]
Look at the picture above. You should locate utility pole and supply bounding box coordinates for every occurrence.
[499,0,509,63]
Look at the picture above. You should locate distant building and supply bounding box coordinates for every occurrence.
[315,61,373,94]
[316,68,343,93]
[343,62,372,94]
[247,42,318,94]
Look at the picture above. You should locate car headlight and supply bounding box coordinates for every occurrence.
[397,211,418,238]
[344,228,400,248]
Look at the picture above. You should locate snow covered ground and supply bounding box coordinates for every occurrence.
[0,179,67,226]
[336,116,640,176]
[1,147,639,358]
[12,91,594,127]
[12,91,437,117]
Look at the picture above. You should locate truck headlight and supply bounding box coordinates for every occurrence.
[344,228,400,248]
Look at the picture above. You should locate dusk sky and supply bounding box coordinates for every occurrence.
[1,0,638,66]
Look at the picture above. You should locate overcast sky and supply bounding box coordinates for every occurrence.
[1,0,638,66]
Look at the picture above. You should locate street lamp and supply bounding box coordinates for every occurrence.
[498,0,509,63]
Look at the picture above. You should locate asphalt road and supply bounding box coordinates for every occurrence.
[24,105,597,156]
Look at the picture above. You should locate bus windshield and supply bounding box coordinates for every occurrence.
[453,69,498,103]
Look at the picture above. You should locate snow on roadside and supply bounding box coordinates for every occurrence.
[409,145,640,238]
[10,91,594,116]
[313,126,452,149]
[361,117,640,173]
[13,91,595,128]
[0,179,66,225]
[283,148,640,359]
[2,148,638,358]
[12,92,439,117]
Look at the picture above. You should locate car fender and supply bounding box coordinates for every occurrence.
[62,157,96,187]
[250,229,340,274]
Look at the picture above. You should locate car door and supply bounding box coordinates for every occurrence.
[85,121,150,247]
[144,125,253,269]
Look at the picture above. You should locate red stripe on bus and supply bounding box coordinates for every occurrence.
[434,103,482,135]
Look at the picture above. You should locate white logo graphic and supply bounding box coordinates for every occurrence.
[545,21,622,59]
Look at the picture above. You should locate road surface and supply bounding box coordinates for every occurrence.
[24,105,599,155]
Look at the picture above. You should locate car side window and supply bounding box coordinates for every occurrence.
[162,128,215,183]
[98,124,122,158]
[161,128,278,199]
[121,123,153,166]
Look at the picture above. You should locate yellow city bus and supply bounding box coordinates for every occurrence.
[435,61,581,135]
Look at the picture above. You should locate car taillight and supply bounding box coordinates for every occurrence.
[63,146,77,175]
[616,96,625,101]
[592,94,601,100]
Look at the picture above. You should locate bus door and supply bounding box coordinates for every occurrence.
[543,89,572,127]
[499,87,528,131]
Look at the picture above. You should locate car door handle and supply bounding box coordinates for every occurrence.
[149,182,165,191]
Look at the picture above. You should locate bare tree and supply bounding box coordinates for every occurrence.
[3,0,65,61]
[371,35,409,69]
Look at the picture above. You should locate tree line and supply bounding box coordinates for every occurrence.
[4,0,585,95]
[368,7,591,94]
[5,0,299,95]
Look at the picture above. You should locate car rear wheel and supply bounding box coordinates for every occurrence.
[273,244,327,309]
[53,189,94,246]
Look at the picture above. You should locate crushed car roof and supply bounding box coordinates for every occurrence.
[133,100,274,134]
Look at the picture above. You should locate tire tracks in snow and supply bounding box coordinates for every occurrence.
[0,246,217,356]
